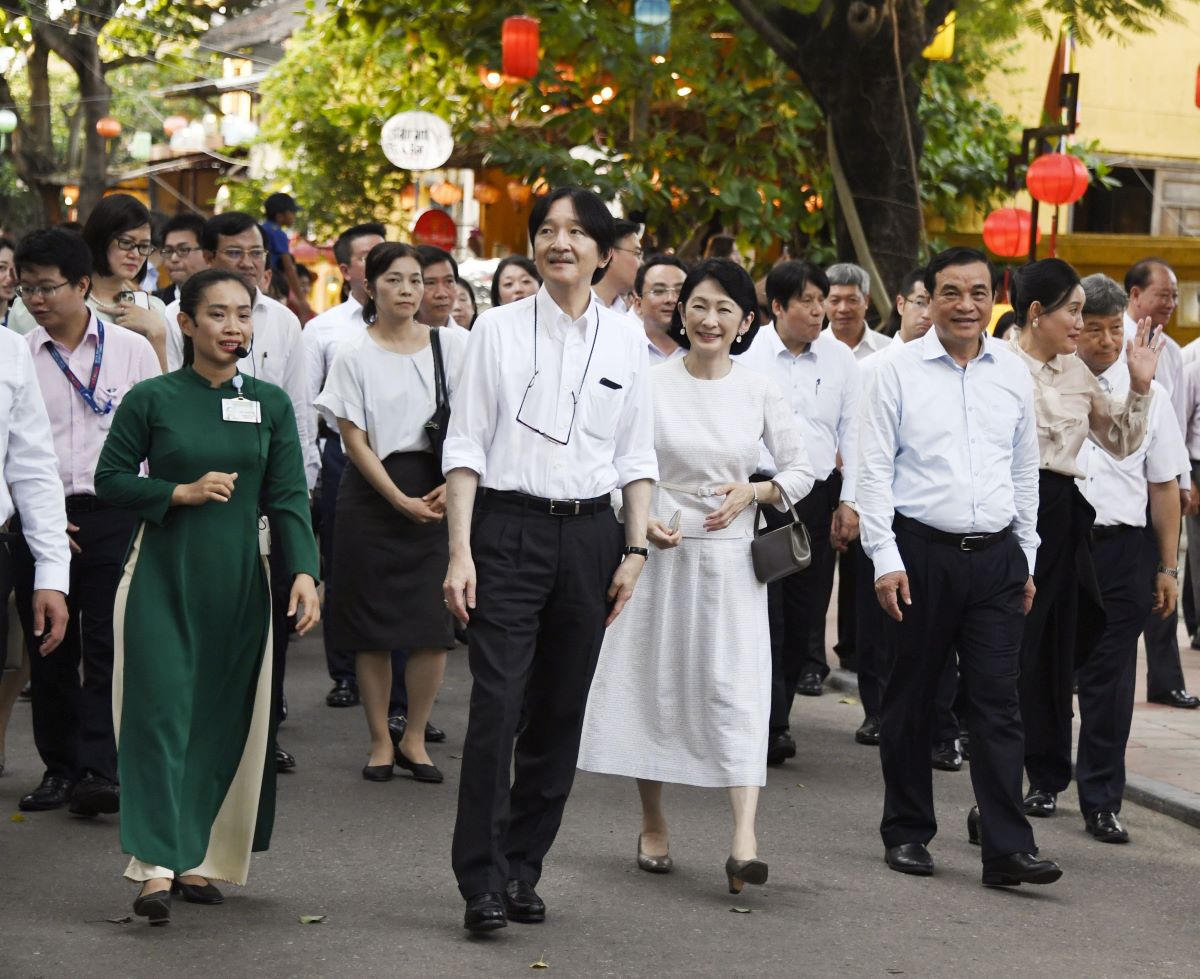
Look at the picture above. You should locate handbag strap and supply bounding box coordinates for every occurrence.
[754,502,801,536]
[429,327,448,410]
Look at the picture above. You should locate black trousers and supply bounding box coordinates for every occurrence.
[451,497,622,897]
[835,548,857,670]
[767,477,838,735]
[880,521,1034,862]
[1076,527,1154,817]
[1143,542,1185,698]
[12,502,135,783]
[0,533,15,673]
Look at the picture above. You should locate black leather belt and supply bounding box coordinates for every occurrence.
[894,513,1011,552]
[479,488,611,517]
[65,494,111,513]
[1091,523,1135,541]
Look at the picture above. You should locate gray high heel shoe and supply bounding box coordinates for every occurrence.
[637,833,673,873]
[725,855,768,894]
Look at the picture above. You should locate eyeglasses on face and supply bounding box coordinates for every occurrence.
[645,285,682,299]
[114,236,157,256]
[219,248,267,262]
[614,246,644,260]
[903,296,930,308]
[161,245,200,259]
[15,281,71,300]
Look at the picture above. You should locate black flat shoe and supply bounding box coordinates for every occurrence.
[1148,689,1200,709]
[931,740,963,772]
[725,855,768,894]
[797,673,824,697]
[394,746,443,783]
[464,892,507,933]
[503,879,546,923]
[68,773,119,817]
[855,715,881,746]
[1023,788,1057,817]
[326,680,359,708]
[981,852,1062,887]
[275,746,296,773]
[1084,810,1130,844]
[766,731,796,766]
[362,763,394,782]
[133,889,171,926]
[19,775,74,812]
[967,805,981,846]
[171,878,224,905]
[885,843,933,876]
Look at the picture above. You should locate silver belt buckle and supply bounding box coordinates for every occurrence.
[549,499,580,516]
[960,533,987,551]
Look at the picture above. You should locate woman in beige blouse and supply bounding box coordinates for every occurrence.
[1003,258,1160,825]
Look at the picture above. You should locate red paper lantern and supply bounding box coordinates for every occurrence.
[1025,152,1090,206]
[96,116,122,139]
[982,208,1040,259]
[502,16,540,80]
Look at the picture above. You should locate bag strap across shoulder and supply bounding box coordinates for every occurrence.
[429,326,448,410]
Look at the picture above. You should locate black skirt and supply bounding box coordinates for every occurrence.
[329,451,454,651]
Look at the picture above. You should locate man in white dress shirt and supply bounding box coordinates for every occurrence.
[152,213,208,306]
[859,246,1061,886]
[416,246,468,332]
[631,254,688,363]
[443,187,656,933]
[594,219,641,317]
[736,260,859,764]
[825,262,891,361]
[1074,273,1187,844]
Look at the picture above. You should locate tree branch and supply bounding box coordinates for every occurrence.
[102,53,147,73]
[727,0,805,71]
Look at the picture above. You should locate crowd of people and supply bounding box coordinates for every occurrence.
[0,183,1196,934]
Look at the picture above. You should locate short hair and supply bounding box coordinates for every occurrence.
[202,211,264,253]
[264,192,298,221]
[162,212,206,244]
[1081,273,1128,318]
[178,268,254,367]
[81,193,151,276]
[333,222,387,267]
[703,234,736,260]
[528,187,616,285]
[415,244,459,278]
[489,255,541,307]
[669,258,762,351]
[455,275,478,326]
[612,218,640,243]
[825,262,870,295]
[1124,257,1173,294]
[1010,258,1081,327]
[362,241,421,324]
[634,254,689,297]
[885,266,927,335]
[765,260,830,312]
[16,228,93,286]
[923,246,990,294]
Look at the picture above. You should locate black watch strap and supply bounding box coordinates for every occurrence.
[622,546,649,559]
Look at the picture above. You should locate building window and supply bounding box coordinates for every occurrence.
[1072,166,1154,235]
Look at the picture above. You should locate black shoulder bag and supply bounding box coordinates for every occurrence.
[424,327,451,465]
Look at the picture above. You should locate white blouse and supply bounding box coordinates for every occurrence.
[315,326,468,459]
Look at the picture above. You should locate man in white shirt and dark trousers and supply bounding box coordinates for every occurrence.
[1073,273,1187,844]
[858,247,1061,886]
[443,187,656,933]
[631,254,688,363]
[416,246,469,333]
[736,260,860,765]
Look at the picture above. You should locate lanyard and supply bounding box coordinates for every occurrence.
[46,320,112,416]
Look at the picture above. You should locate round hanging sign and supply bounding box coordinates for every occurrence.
[380,111,454,171]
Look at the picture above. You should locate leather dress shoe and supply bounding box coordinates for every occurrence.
[424,721,447,743]
[855,715,881,746]
[967,805,982,846]
[981,852,1062,886]
[885,843,933,876]
[325,680,359,708]
[388,715,447,744]
[275,746,296,772]
[172,877,224,904]
[19,775,74,812]
[68,773,120,817]
[931,740,963,772]
[959,732,971,760]
[1023,788,1057,817]
[1148,689,1200,709]
[797,673,824,697]
[463,892,507,933]
[394,746,443,783]
[766,731,796,766]
[1085,810,1129,844]
[503,879,546,923]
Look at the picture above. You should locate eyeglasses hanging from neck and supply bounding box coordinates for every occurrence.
[515,298,601,446]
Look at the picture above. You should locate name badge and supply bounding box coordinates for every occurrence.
[222,398,261,423]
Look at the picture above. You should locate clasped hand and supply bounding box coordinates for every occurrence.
[392,483,446,524]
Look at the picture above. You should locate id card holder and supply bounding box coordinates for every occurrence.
[222,398,261,423]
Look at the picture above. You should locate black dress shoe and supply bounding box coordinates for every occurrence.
[463,892,507,933]
[766,731,796,766]
[389,714,447,745]
[325,680,359,708]
[19,775,74,812]
[981,852,1062,886]
[424,721,447,743]
[1148,689,1200,709]
[395,746,443,783]
[797,673,824,697]
[1084,810,1129,844]
[931,740,963,772]
[275,746,296,772]
[133,888,171,925]
[885,843,933,876]
[503,879,546,923]
[967,805,982,846]
[1023,788,1057,817]
[172,877,225,904]
[362,763,394,781]
[68,773,120,817]
[959,732,971,760]
[855,715,881,746]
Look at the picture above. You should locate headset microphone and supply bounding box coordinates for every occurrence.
[233,345,251,359]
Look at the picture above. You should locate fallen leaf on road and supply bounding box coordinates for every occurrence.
[298,915,326,924]
[838,696,860,706]
[530,953,550,969]
[10,813,25,822]
[107,916,132,924]
[794,783,806,789]
[730,907,752,914]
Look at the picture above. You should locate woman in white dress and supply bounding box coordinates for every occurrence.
[578,259,814,894]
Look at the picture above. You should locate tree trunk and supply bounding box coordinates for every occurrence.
[75,39,112,221]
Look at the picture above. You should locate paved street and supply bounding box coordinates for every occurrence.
[2,627,1199,978]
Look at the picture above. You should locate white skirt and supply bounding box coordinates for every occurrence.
[578,536,770,788]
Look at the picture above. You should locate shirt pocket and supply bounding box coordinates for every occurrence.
[578,379,625,441]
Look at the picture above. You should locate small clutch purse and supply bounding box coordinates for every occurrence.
[751,504,812,584]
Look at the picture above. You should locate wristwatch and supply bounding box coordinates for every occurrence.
[1157,564,1179,578]
[623,546,650,560]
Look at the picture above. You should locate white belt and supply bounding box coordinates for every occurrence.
[657,480,720,498]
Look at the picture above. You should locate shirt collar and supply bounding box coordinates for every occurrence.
[920,326,991,364]
[1007,333,1064,373]
[35,310,100,352]
[534,285,596,337]
[1098,358,1129,393]
[766,322,816,360]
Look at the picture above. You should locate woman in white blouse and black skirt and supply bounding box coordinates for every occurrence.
[316,242,467,783]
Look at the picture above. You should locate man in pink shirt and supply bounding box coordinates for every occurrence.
[13,229,159,817]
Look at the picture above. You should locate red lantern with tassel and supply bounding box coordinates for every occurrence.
[1025,152,1090,206]
[982,208,1040,259]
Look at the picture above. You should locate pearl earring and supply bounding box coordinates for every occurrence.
[1033,318,1039,328]
[735,333,743,343]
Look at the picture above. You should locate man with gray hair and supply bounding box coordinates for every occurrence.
[824,263,891,361]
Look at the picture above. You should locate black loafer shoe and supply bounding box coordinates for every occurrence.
[1085,810,1129,844]
[19,775,74,812]
[766,731,796,766]
[885,843,933,876]
[133,888,171,926]
[1023,788,1057,817]
[172,878,225,905]
[275,746,296,772]
[325,680,359,708]
[855,715,881,746]
[395,746,443,783]
[424,721,447,743]
[68,773,119,817]
[797,673,824,697]
[464,892,507,933]
[503,880,546,923]
[981,852,1062,886]
[1148,689,1200,709]
[362,763,394,782]
[931,740,963,772]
